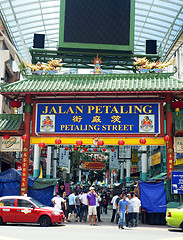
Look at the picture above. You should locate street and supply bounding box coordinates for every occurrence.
[0,221,182,240]
[0,223,182,240]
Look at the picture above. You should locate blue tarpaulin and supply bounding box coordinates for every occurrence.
[138,182,166,213]
[28,186,54,207]
[0,169,54,206]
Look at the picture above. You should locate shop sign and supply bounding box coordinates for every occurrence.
[59,148,69,168]
[1,137,22,152]
[174,137,183,153]
[109,149,119,170]
[171,171,183,194]
[151,152,161,166]
[79,161,104,170]
[132,152,138,163]
[36,103,160,134]
[130,165,138,174]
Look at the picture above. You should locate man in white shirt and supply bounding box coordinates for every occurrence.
[51,192,66,210]
[96,195,102,222]
[131,193,141,227]
[79,189,88,222]
[110,192,119,222]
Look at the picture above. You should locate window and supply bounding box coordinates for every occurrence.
[0,199,15,207]
[17,199,33,208]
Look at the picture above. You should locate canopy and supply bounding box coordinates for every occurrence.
[138,181,166,213]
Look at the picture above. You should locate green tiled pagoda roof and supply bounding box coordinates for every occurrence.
[0,114,23,131]
[1,73,183,94]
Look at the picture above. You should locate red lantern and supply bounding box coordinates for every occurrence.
[86,149,88,152]
[103,148,106,152]
[38,141,45,149]
[21,134,28,142]
[82,150,85,153]
[55,138,62,145]
[83,147,87,151]
[111,148,115,152]
[65,147,69,151]
[76,140,83,146]
[118,139,125,146]
[74,147,78,151]
[139,138,146,144]
[171,101,183,109]
[94,148,98,152]
[164,135,170,142]
[3,134,10,140]
[97,140,104,147]
[10,99,22,109]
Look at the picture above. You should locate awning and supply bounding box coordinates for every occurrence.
[0,114,24,135]
[149,172,167,180]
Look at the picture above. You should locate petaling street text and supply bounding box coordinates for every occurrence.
[42,105,152,115]
[60,124,134,131]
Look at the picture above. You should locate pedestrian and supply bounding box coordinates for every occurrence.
[87,186,98,225]
[51,192,66,210]
[110,191,119,222]
[103,194,108,214]
[79,189,88,222]
[117,194,128,229]
[68,190,77,222]
[131,193,141,227]
[58,182,65,197]
[115,192,123,224]
[75,192,81,220]
[126,194,134,227]
[96,194,102,222]
[61,192,68,223]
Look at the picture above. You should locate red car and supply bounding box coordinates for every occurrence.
[0,196,64,227]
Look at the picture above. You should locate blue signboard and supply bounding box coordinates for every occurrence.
[35,103,160,134]
[171,171,183,194]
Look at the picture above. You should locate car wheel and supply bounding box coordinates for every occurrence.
[181,222,183,231]
[0,216,3,225]
[39,215,51,227]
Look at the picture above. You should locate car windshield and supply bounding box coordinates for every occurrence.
[29,198,46,208]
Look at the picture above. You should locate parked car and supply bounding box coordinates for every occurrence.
[0,196,64,227]
[166,205,183,230]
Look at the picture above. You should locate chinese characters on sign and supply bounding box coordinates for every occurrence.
[168,151,174,179]
[36,103,160,134]
[20,148,28,194]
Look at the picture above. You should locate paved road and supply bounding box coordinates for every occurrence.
[0,222,182,240]
[0,210,182,240]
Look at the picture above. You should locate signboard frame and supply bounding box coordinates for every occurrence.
[32,100,164,138]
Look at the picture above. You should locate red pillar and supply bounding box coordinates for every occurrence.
[20,94,31,196]
[166,93,174,180]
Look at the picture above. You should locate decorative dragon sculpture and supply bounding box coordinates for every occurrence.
[133,57,175,73]
[22,59,62,75]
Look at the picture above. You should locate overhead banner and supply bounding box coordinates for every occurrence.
[1,137,22,152]
[35,103,160,134]
[79,161,105,170]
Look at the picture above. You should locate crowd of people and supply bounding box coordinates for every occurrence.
[51,184,141,229]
